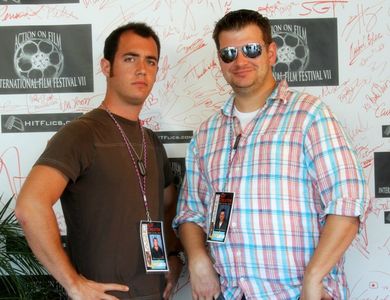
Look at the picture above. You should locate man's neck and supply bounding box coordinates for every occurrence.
[100,99,142,121]
[234,79,276,113]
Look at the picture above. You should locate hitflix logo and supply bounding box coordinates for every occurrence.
[1,113,82,133]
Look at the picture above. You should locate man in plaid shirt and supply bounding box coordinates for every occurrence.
[173,9,369,300]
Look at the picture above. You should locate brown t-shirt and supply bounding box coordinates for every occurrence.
[36,108,172,299]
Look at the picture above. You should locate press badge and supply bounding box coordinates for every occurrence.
[139,220,169,273]
[207,192,234,243]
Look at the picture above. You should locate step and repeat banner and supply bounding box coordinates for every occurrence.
[0,1,389,299]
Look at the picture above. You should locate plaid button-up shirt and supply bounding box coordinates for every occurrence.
[174,80,369,300]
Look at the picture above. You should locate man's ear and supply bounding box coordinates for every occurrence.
[100,58,111,77]
[267,41,278,66]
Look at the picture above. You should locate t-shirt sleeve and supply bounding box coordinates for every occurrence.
[35,120,95,183]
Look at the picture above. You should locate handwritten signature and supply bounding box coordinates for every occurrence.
[300,0,348,17]
[342,2,383,41]
[349,32,384,65]
[364,80,390,112]
[0,4,44,21]
[257,1,297,17]
[0,146,23,196]
[0,4,77,21]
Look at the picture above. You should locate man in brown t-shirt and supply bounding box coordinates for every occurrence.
[15,22,182,300]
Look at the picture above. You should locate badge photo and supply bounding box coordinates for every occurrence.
[207,192,234,243]
[140,220,169,272]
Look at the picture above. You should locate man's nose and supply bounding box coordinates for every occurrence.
[234,50,249,65]
[136,60,147,75]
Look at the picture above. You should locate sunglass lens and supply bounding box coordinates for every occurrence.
[220,47,237,63]
[243,43,261,58]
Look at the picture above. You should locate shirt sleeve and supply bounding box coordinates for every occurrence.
[35,120,95,183]
[173,131,211,233]
[304,102,370,231]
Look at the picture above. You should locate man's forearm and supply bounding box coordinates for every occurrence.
[304,214,359,282]
[178,222,209,261]
[16,201,81,293]
[15,166,82,293]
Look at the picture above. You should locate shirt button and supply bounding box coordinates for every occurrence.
[240,277,245,282]
[231,222,237,228]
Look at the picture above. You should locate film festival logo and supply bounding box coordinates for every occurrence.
[273,24,310,79]
[0,25,93,94]
[14,30,65,84]
[271,18,339,87]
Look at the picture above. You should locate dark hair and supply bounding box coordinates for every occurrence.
[212,9,273,49]
[103,22,161,65]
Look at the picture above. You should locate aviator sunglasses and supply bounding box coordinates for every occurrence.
[219,42,263,63]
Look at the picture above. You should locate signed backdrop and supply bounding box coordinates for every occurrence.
[0,1,389,299]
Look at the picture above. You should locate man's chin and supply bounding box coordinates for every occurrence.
[232,83,255,93]
[127,94,148,105]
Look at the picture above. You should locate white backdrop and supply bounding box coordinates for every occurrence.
[0,1,389,299]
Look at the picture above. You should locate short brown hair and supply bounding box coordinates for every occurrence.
[212,9,273,49]
[104,22,161,65]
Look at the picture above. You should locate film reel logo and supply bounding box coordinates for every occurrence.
[273,31,310,74]
[14,37,64,80]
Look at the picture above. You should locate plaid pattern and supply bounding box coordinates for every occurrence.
[173,80,369,300]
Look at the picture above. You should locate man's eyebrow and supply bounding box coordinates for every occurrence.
[145,55,158,61]
[123,52,139,57]
[122,52,157,61]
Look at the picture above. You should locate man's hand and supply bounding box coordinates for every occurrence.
[163,256,183,299]
[300,215,358,300]
[188,253,220,300]
[300,276,332,300]
[178,223,221,299]
[67,275,129,300]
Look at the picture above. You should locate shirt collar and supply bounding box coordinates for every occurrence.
[269,79,291,104]
[221,79,292,117]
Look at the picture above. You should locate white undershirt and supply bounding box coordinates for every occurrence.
[233,106,261,129]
